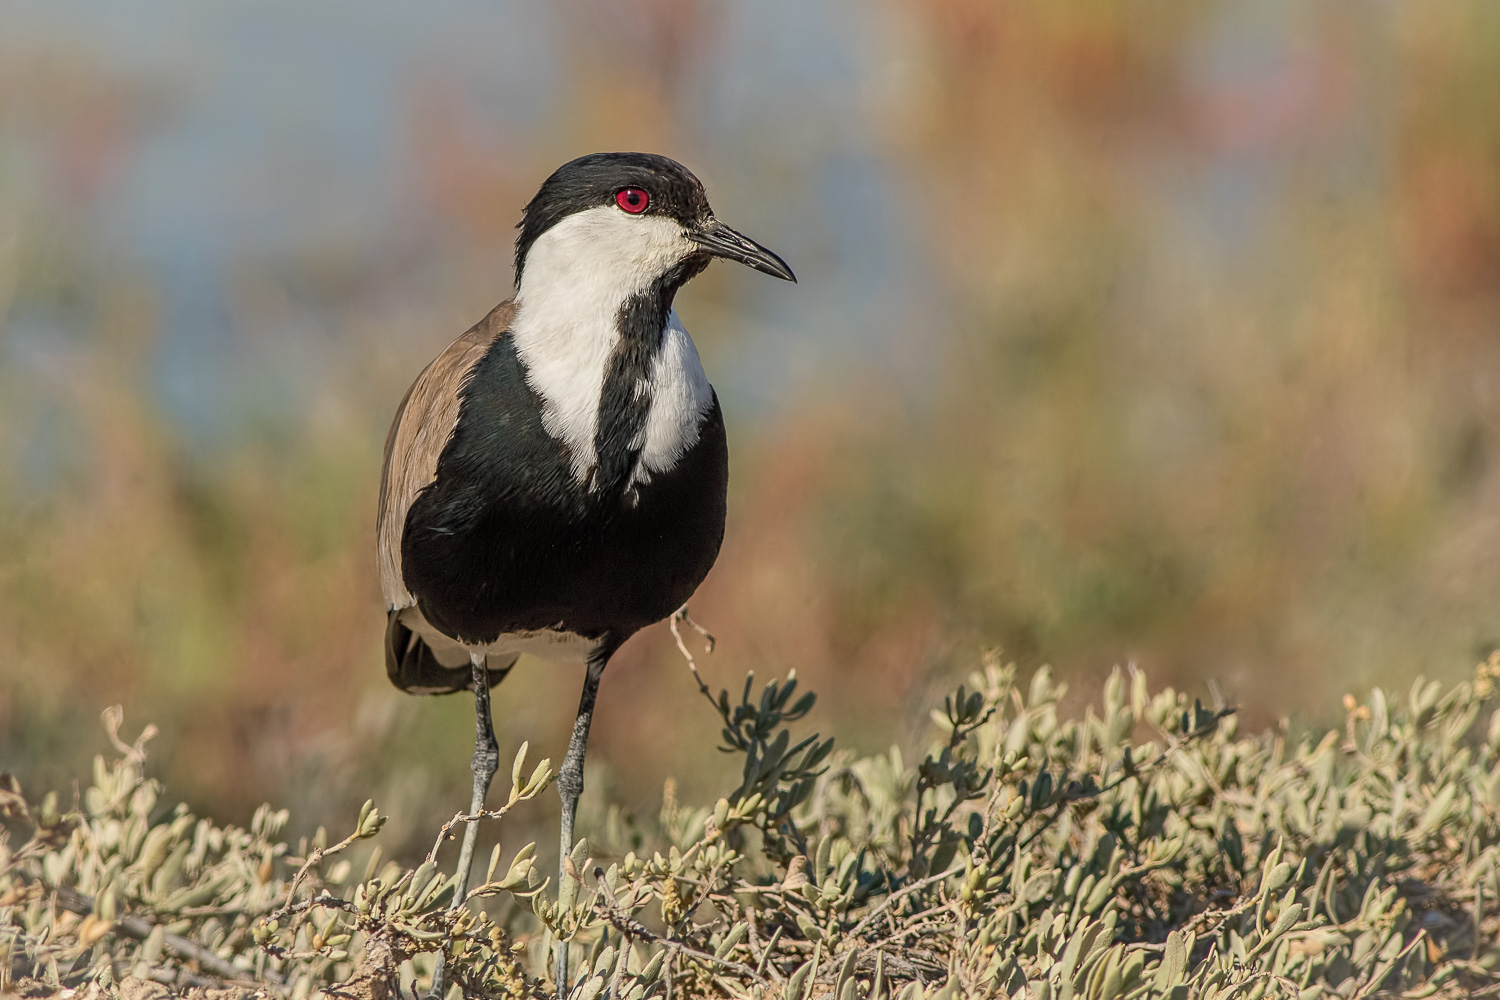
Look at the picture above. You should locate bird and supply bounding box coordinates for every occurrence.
[375,151,794,994]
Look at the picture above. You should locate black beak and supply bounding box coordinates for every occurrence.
[688,217,797,282]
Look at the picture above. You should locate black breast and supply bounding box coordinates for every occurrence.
[399,335,728,648]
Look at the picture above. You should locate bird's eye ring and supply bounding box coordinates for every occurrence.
[615,188,650,214]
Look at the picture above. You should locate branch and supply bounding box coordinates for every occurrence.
[591,896,757,980]
[425,802,522,866]
[1011,706,1235,856]
[848,864,965,941]
[670,606,720,716]
[272,827,366,924]
[53,884,285,988]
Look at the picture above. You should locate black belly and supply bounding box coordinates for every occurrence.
[400,337,728,647]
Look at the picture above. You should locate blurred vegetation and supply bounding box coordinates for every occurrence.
[3,1,1500,866]
[7,658,1500,997]
[789,2,1500,700]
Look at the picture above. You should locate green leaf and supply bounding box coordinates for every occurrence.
[511,741,529,793]
[1157,930,1187,987]
[786,943,821,1000]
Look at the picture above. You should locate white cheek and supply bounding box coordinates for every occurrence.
[527,208,691,295]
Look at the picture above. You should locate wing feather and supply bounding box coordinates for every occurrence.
[377,299,517,609]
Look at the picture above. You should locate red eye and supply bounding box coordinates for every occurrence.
[616,188,649,214]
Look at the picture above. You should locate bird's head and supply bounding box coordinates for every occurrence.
[513,152,795,303]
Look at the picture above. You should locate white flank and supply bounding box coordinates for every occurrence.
[478,628,599,664]
[510,204,712,486]
[398,605,598,669]
[631,308,712,487]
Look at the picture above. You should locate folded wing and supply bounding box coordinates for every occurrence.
[377,300,519,694]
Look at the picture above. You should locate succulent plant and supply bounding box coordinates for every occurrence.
[5,652,1500,998]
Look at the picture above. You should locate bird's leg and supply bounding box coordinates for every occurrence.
[554,652,608,997]
[453,652,501,900]
[428,651,499,1000]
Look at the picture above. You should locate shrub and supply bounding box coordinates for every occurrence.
[4,653,1500,999]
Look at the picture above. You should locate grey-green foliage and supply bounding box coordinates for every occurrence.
[5,656,1500,999]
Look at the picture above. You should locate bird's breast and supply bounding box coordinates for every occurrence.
[511,303,713,493]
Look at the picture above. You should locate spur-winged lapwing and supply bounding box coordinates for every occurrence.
[376,152,794,993]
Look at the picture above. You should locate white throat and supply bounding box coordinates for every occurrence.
[510,205,714,487]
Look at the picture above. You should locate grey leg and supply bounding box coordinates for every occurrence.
[554,653,608,997]
[429,651,501,1000]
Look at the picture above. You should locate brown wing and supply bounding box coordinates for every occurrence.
[377,299,517,610]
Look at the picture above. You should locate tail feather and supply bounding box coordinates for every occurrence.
[384,609,517,695]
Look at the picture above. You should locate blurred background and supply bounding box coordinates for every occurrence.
[3,0,1499,857]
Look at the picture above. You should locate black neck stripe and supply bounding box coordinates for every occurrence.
[589,256,708,497]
